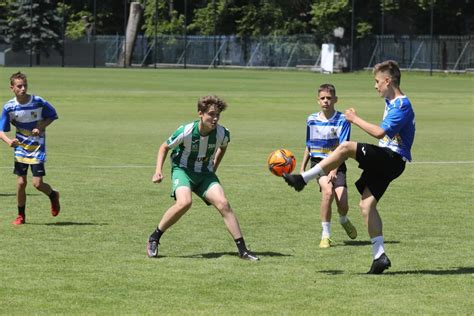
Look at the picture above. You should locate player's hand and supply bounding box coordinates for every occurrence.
[9,138,19,147]
[32,128,41,136]
[152,172,163,183]
[345,108,357,123]
[328,171,337,184]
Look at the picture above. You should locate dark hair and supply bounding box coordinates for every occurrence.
[10,71,27,86]
[318,83,336,96]
[197,95,227,113]
[374,60,401,87]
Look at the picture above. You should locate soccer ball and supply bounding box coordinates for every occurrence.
[267,149,296,177]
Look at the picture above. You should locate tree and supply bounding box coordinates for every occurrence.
[0,0,10,45]
[189,0,313,37]
[142,0,185,36]
[7,0,62,65]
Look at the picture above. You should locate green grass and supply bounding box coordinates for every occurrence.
[0,67,472,314]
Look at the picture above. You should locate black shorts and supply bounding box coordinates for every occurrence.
[311,157,347,188]
[355,143,405,201]
[14,162,46,177]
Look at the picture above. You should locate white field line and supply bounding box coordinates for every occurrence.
[1,161,474,170]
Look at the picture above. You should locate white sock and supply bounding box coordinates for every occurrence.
[339,215,348,224]
[321,222,331,238]
[371,236,385,259]
[302,164,325,183]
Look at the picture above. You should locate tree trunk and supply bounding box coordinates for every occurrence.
[120,2,143,66]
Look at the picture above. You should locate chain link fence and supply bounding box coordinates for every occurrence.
[2,33,472,72]
[358,35,473,71]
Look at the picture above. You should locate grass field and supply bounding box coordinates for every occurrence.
[0,67,472,315]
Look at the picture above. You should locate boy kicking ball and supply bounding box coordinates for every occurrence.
[284,60,415,274]
[147,95,259,261]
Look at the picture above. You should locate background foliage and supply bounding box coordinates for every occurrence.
[2,0,472,46]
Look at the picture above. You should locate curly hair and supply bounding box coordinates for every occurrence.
[197,95,227,113]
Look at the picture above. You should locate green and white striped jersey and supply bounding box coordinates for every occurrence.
[167,120,230,173]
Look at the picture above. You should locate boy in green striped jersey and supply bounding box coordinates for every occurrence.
[146,95,259,261]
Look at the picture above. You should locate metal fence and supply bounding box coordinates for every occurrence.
[2,34,473,72]
[108,34,322,68]
[362,35,473,71]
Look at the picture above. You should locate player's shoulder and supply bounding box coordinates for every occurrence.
[216,124,230,134]
[3,98,16,110]
[175,120,195,131]
[30,95,47,104]
[307,112,320,121]
[334,110,346,119]
[390,96,412,108]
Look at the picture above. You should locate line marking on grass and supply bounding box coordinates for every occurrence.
[1,161,473,170]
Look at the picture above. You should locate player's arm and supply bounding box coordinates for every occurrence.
[213,146,227,173]
[300,146,310,173]
[32,118,55,136]
[0,131,19,147]
[345,108,386,139]
[152,142,170,183]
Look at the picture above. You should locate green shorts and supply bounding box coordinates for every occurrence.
[171,167,220,205]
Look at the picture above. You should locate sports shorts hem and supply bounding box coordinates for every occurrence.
[14,162,46,177]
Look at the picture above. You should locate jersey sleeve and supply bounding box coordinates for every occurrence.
[40,98,59,120]
[166,125,185,149]
[0,107,11,132]
[380,106,409,139]
[339,119,351,143]
[221,128,230,148]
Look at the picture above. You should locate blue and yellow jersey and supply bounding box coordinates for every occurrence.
[306,111,351,158]
[379,96,415,161]
[0,95,58,164]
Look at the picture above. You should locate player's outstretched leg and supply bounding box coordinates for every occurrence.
[282,173,307,191]
[367,253,391,274]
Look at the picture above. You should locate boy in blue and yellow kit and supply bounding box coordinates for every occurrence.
[300,84,357,248]
[0,72,60,225]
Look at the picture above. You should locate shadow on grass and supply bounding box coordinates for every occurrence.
[177,251,291,259]
[0,193,40,197]
[37,222,109,226]
[342,240,401,246]
[318,270,345,275]
[318,267,474,275]
[387,267,474,275]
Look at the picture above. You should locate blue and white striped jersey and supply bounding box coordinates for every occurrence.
[379,96,415,161]
[0,95,58,164]
[306,111,351,158]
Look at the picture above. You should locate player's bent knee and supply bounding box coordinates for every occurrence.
[176,200,192,211]
[32,181,42,190]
